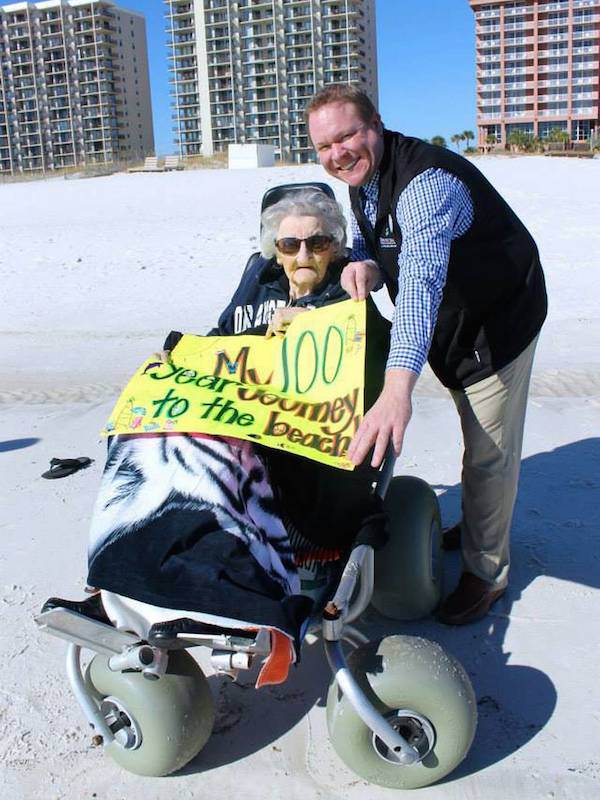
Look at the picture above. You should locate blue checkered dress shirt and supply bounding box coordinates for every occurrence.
[351,168,474,375]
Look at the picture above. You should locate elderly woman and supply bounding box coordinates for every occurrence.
[47,187,389,663]
[211,187,349,339]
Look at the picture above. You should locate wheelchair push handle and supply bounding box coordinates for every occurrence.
[323,441,396,629]
[374,441,397,500]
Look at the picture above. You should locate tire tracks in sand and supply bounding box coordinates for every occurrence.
[1,369,600,404]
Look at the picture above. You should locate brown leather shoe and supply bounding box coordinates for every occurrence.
[442,523,461,551]
[437,572,506,625]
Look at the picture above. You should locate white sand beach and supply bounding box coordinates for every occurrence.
[2,155,600,799]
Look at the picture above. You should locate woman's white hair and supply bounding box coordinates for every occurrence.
[260,189,347,259]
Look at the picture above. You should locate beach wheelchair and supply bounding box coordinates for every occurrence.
[35,182,477,789]
[36,449,476,790]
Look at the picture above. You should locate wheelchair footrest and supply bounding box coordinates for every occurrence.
[35,607,140,655]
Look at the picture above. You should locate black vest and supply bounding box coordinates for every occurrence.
[350,131,547,388]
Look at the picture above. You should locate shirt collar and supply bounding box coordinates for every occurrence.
[361,170,380,202]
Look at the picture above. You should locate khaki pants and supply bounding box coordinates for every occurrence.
[449,336,538,589]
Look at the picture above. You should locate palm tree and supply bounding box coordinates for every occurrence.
[485,133,497,153]
[507,130,530,152]
[462,130,475,150]
[450,133,465,152]
[547,128,570,149]
[430,135,447,148]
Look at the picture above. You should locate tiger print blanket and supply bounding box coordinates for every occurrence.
[87,434,312,641]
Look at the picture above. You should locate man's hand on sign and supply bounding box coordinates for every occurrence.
[266,306,309,338]
[341,260,381,301]
[347,368,418,468]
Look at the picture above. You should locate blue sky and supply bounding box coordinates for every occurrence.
[122,0,477,154]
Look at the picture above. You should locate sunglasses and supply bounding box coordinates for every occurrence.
[275,234,333,255]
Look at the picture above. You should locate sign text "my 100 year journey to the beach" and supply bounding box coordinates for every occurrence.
[103,300,366,470]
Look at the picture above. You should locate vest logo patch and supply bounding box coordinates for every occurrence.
[379,214,397,248]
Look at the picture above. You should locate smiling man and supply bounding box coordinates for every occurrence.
[306,84,547,625]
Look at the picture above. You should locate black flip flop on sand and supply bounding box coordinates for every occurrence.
[41,457,93,480]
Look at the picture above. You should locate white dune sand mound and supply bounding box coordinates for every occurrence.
[2,156,600,799]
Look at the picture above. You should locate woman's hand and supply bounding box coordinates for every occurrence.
[143,350,171,375]
[150,350,172,364]
[266,307,308,338]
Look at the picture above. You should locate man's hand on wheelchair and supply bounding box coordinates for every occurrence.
[266,306,308,338]
[341,260,382,301]
[348,368,418,468]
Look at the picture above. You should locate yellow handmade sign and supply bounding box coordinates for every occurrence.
[103,300,366,470]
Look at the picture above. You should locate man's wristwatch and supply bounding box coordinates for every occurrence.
[365,260,384,292]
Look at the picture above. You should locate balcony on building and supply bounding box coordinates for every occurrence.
[474,8,501,21]
[166,3,194,16]
[538,1,570,11]
[572,74,599,88]
[572,43,600,57]
[504,18,534,32]
[503,5,532,17]
[166,17,195,37]
[537,11,569,27]
[572,29,600,45]
[477,34,501,49]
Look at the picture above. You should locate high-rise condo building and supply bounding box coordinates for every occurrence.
[469,0,600,147]
[0,0,154,175]
[165,0,378,162]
